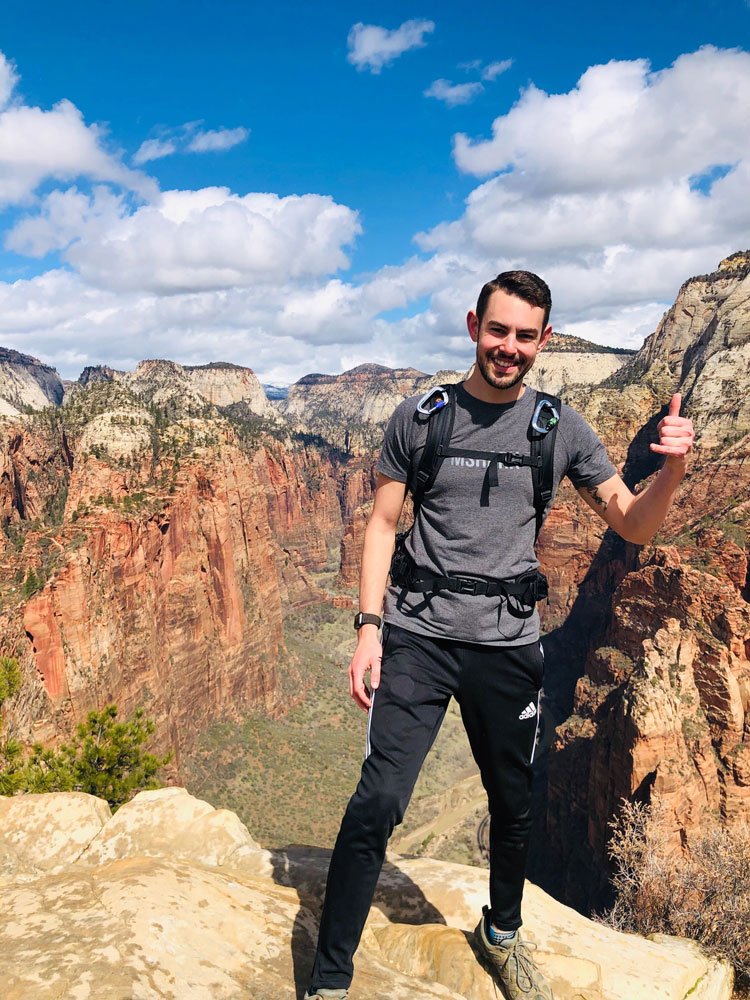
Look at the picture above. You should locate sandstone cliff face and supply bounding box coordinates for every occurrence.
[0,348,64,416]
[634,251,750,452]
[527,352,629,396]
[0,382,356,762]
[0,788,733,999]
[540,254,750,911]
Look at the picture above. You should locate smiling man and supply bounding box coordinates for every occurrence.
[304,270,694,1000]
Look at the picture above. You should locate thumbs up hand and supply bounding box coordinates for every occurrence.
[650,393,694,458]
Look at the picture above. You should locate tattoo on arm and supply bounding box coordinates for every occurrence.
[586,486,608,512]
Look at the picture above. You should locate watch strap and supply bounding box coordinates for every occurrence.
[354,612,382,630]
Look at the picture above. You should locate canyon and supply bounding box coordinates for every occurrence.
[0,252,748,923]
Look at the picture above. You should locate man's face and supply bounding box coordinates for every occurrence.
[467,289,552,392]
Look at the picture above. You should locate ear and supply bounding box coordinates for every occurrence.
[538,324,552,352]
[467,310,479,343]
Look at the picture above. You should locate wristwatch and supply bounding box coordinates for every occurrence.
[354,612,382,631]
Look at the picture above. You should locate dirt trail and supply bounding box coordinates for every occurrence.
[391,774,486,854]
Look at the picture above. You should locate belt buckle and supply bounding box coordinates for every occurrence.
[457,578,479,595]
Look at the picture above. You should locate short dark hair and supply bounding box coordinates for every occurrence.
[475,270,552,331]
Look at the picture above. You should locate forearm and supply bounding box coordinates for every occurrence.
[620,457,687,544]
[349,514,398,709]
[358,516,397,617]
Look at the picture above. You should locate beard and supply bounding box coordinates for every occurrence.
[476,349,533,391]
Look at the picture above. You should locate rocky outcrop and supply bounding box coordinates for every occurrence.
[0,348,64,416]
[0,788,733,999]
[528,353,629,397]
[540,254,750,910]
[9,447,289,756]
[629,252,750,452]
[185,362,278,417]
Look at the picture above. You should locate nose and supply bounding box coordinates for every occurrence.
[494,331,517,354]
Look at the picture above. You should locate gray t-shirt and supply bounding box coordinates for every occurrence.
[377,382,616,646]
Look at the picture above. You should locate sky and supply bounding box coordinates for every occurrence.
[0,0,748,385]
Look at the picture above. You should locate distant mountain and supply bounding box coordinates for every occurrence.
[279,334,632,452]
[0,348,64,415]
[546,332,633,354]
[262,383,289,401]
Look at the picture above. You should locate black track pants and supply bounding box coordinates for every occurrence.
[308,623,544,992]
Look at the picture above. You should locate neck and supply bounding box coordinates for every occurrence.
[462,369,527,405]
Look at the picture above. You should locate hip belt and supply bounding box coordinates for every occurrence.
[390,535,548,606]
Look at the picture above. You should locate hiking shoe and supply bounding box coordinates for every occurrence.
[474,906,553,1000]
[303,990,348,1000]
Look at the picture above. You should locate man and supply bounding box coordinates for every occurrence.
[304,271,694,1000]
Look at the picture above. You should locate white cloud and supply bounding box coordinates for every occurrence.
[133,138,178,165]
[424,79,484,107]
[399,47,750,357]
[5,186,127,257]
[63,187,362,292]
[0,96,156,206]
[2,46,749,389]
[0,52,18,109]
[454,46,750,185]
[133,123,249,164]
[347,19,434,74]
[482,59,513,81]
[186,126,249,153]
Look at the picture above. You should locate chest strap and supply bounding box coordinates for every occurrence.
[440,446,541,508]
[409,385,559,532]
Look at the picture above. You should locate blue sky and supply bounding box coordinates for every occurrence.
[0,1,748,382]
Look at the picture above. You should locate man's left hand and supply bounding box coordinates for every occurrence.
[650,393,694,459]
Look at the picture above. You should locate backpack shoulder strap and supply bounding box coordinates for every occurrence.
[410,384,456,516]
[530,391,561,541]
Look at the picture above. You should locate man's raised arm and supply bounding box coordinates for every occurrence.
[577,393,695,545]
[348,474,407,711]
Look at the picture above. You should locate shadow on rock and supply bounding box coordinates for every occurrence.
[270,844,447,997]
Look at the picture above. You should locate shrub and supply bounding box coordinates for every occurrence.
[22,568,42,599]
[0,698,171,810]
[0,656,22,703]
[604,799,750,986]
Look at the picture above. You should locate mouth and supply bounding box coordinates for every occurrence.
[489,356,519,374]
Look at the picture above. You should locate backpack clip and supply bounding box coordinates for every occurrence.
[416,385,449,416]
[531,397,560,434]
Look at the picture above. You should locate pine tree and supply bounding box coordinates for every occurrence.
[0,660,170,809]
[22,705,171,809]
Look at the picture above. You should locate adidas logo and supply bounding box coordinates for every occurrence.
[518,702,537,720]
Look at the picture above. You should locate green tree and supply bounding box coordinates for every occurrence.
[0,669,171,809]
[21,568,41,599]
[0,657,26,795]
[0,656,21,703]
[22,705,171,809]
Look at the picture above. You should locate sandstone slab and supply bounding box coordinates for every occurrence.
[80,786,273,877]
[0,787,733,999]
[0,792,110,882]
